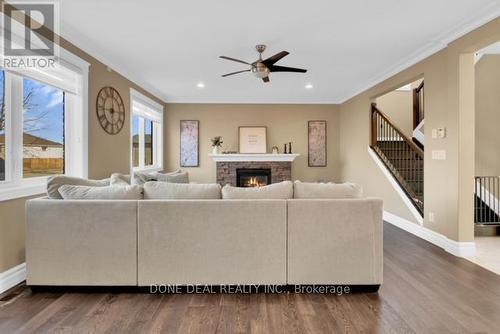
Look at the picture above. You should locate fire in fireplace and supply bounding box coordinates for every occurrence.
[236,168,271,187]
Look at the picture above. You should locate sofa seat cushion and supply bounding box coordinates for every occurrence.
[143,182,221,199]
[58,185,143,200]
[47,175,110,199]
[222,181,293,199]
[293,181,362,199]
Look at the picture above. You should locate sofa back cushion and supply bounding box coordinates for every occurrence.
[143,182,221,199]
[58,185,143,200]
[293,181,362,199]
[47,175,110,199]
[222,181,293,199]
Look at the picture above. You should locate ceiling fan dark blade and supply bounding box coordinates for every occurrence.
[219,56,251,65]
[262,51,289,66]
[262,76,270,83]
[269,65,307,73]
[221,69,251,77]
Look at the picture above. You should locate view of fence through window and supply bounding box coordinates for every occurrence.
[22,78,65,178]
[0,70,5,181]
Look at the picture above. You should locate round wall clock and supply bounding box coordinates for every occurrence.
[96,86,125,135]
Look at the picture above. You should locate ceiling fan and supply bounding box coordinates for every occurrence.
[220,44,307,83]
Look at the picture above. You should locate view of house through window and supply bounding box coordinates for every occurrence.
[0,70,5,181]
[22,78,65,178]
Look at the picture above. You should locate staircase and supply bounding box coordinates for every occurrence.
[474,176,500,235]
[370,103,424,215]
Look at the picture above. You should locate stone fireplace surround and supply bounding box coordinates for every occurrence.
[217,161,291,186]
[210,154,300,186]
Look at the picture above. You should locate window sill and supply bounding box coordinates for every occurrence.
[0,180,46,202]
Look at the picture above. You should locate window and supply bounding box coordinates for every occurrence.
[0,70,5,182]
[23,78,65,178]
[130,89,163,172]
[132,115,140,168]
[0,50,89,201]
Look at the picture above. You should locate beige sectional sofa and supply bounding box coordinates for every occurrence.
[26,197,383,289]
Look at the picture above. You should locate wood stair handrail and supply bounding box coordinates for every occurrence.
[416,80,424,93]
[371,103,424,158]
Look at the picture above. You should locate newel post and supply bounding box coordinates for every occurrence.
[370,103,377,147]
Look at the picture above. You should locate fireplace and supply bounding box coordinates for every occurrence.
[237,168,271,187]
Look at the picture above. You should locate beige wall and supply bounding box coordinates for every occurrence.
[164,104,340,183]
[376,90,413,137]
[375,79,423,138]
[475,54,500,177]
[0,10,165,273]
[340,18,500,242]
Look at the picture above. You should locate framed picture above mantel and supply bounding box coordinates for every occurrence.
[239,126,267,154]
[308,120,327,167]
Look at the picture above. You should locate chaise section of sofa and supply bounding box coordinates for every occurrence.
[287,198,383,285]
[137,200,287,286]
[26,198,138,286]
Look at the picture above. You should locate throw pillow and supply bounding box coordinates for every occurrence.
[132,169,182,185]
[222,181,293,199]
[293,181,363,199]
[58,185,143,200]
[154,171,189,183]
[143,181,221,199]
[47,175,110,199]
[110,173,131,186]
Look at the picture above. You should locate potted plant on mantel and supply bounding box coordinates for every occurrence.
[211,136,223,154]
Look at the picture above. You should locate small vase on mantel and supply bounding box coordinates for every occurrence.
[210,136,223,155]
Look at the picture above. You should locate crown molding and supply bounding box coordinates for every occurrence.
[61,3,500,105]
[335,2,500,103]
[164,99,341,105]
[59,19,168,104]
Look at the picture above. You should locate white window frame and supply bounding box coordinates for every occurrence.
[0,48,89,201]
[130,88,163,174]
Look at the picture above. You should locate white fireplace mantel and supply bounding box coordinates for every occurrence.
[209,153,300,162]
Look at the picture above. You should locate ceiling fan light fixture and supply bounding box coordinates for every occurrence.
[196,82,205,88]
[305,83,313,89]
[219,45,307,83]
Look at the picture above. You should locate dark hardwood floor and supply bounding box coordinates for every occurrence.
[2,223,500,333]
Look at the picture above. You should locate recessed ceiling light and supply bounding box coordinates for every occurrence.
[305,83,313,89]
[197,82,205,88]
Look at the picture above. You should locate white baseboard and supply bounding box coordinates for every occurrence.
[0,263,26,294]
[384,211,476,258]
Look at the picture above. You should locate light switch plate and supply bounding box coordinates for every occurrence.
[432,150,446,160]
[437,128,446,139]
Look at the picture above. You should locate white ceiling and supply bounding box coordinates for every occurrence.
[59,0,500,104]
